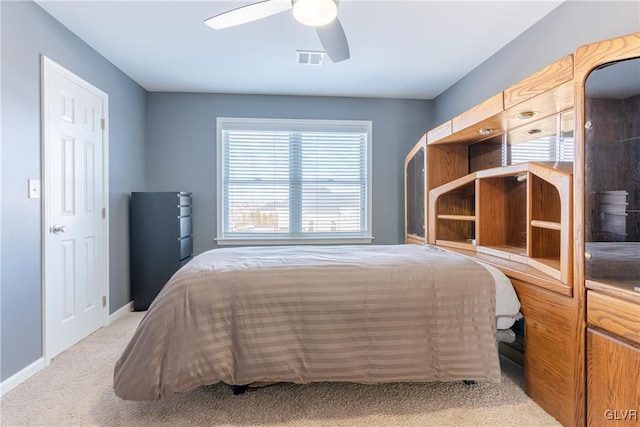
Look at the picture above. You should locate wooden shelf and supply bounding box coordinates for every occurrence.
[480,244,527,257]
[429,161,572,285]
[429,172,476,196]
[437,214,475,221]
[532,256,561,270]
[531,220,561,230]
[441,246,572,296]
[435,240,476,251]
[477,245,528,265]
[529,257,562,281]
[586,279,640,305]
[405,235,425,245]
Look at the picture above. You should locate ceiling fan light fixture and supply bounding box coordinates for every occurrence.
[292,0,338,27]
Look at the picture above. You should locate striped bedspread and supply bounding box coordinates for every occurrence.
[114,244,501,401]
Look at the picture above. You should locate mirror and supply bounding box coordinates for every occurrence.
[505,110,574,166]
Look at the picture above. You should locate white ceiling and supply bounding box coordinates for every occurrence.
[36,0,564,100]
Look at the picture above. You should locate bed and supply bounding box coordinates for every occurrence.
[113,244,521,401]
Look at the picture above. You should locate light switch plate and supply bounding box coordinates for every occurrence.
[28,179,40,199]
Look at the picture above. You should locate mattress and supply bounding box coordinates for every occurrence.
[477,261,521,330]
[114,244,518,401]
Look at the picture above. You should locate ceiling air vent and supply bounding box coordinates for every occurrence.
[297,50,325,66]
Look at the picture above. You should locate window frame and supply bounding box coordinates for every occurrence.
[216,117,373,245]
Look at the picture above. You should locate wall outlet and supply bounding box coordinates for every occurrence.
[28,179,40,199]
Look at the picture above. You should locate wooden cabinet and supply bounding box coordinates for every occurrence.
[427,55,574,146]
[423,137,580,425]
[513,278,583,427]
[575,33,640,427]
[503,54,574,109]
[587,329,640,427]
[416,50,582,427]
[586,289,640,427]
[130,192,193,311]
[405,32,640,426]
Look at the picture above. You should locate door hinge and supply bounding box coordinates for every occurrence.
[101,118,105,130]
[102,207,106,218]
[102,296,107,307]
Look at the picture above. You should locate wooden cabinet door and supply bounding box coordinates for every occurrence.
[511,278,581,427]
[587,328,640,427]
[405,146,425,239]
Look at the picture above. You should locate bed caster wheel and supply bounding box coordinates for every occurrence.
[232,385,249,395]
[463,380,476,385]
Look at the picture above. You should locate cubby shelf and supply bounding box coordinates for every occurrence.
[436,215,476,221]
[429,161,573,284]
[531,220,561,230]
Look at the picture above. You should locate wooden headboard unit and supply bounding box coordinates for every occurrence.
[404,32,640,427]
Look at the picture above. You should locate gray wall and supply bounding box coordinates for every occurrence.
[0,1,146,381]
[434,1,640,124]
[146,93,433,253]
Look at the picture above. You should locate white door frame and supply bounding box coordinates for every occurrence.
[41,55,110,365]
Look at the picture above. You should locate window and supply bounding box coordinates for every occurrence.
[216,118,372,245]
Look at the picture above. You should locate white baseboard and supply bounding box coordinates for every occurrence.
[109,301,133,324]
[0,357,45,397]
[1,303,131,397]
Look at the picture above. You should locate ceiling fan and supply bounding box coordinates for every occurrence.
[204,0,350,63]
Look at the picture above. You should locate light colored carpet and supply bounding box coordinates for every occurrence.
[1,311,561,427]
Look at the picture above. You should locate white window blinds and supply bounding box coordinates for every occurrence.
[217,118,372,244]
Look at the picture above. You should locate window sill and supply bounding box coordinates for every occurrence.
[215,237,374,246]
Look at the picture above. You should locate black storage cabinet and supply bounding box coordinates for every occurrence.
[130,192,193,311]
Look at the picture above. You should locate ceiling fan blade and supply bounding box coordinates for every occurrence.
[316,17,350,63]
[204,0,292,30]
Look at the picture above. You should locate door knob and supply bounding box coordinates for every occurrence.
[51,224,67,234]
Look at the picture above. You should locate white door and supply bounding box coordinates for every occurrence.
[42,57,109,362]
